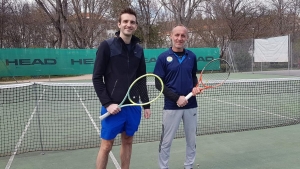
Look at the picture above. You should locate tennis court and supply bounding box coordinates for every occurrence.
[1,124,300,169]
[1,72,300,169]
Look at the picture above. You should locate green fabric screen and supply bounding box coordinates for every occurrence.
[0,48,219,77]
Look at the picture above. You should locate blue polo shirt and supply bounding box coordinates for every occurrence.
[154,48,198,110]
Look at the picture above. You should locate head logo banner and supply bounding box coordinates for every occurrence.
[0,48,220,77]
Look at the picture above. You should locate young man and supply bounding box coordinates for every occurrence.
[92,8,151,169]
[154,25,201,169]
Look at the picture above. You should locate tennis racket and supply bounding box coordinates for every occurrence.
[100,73,164,120]
[185,58,230,99]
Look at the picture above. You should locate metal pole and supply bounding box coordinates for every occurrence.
[252,28,255,73]
[288,34,290,71]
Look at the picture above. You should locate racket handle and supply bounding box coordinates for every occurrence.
[100,112,111,120]
[185,92,193,100]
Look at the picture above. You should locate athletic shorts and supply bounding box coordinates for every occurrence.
[100,106,142,140]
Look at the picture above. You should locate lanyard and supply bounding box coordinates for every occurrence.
[174,53,186,64]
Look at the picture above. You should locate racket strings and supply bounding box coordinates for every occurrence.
[128,76,163,105]
[201,59,230,86]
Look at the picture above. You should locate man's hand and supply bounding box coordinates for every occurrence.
[176,96,188,107]
[192,87,203,96]
[144,109,151,119]
[106,104,121,115]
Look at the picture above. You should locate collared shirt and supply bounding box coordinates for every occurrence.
[154,47,198,110]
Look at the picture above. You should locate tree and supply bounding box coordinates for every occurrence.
[35,0,68,48]
[67,0,111,48]
[204,0,261,57]
[159,0,204,26]
[134,0,163,48]
[268,0,294,35]
[0,0,11,48]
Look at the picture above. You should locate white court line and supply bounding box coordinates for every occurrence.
[205,97,299,121]
[73,87,121,169]
[5,89,45,169]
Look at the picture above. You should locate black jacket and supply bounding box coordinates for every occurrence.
[92,32,149,109]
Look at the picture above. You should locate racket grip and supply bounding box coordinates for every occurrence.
[100,112,111,120]
[185,92,193,100]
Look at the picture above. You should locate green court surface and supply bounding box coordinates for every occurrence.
[1,124,300,169]
[1,72,299,169]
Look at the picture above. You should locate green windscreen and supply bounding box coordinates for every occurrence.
[0,48,219,77]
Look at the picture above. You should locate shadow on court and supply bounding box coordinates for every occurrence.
[1,124,300,169]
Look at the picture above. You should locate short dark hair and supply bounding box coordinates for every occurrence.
[118,8,138,24]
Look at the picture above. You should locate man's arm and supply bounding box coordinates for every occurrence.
[92,41,112,108]
[191,53,203,96]
[153,56,180,102]
[136,50,151,110]
[192,54,198,87]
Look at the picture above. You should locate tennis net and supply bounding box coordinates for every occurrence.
[1,78,300,157]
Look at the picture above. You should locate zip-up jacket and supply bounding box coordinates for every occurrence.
[92,32,149,109]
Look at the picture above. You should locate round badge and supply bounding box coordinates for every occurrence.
[166,56,173,62]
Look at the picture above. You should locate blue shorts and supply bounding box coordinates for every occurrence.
[100,106,142,140]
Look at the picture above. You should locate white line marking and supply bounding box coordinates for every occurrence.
[5,89,45,169]
[205,97,299,121]
[73,87,121,169]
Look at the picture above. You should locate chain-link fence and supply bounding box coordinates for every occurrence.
[226,34,300,75]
